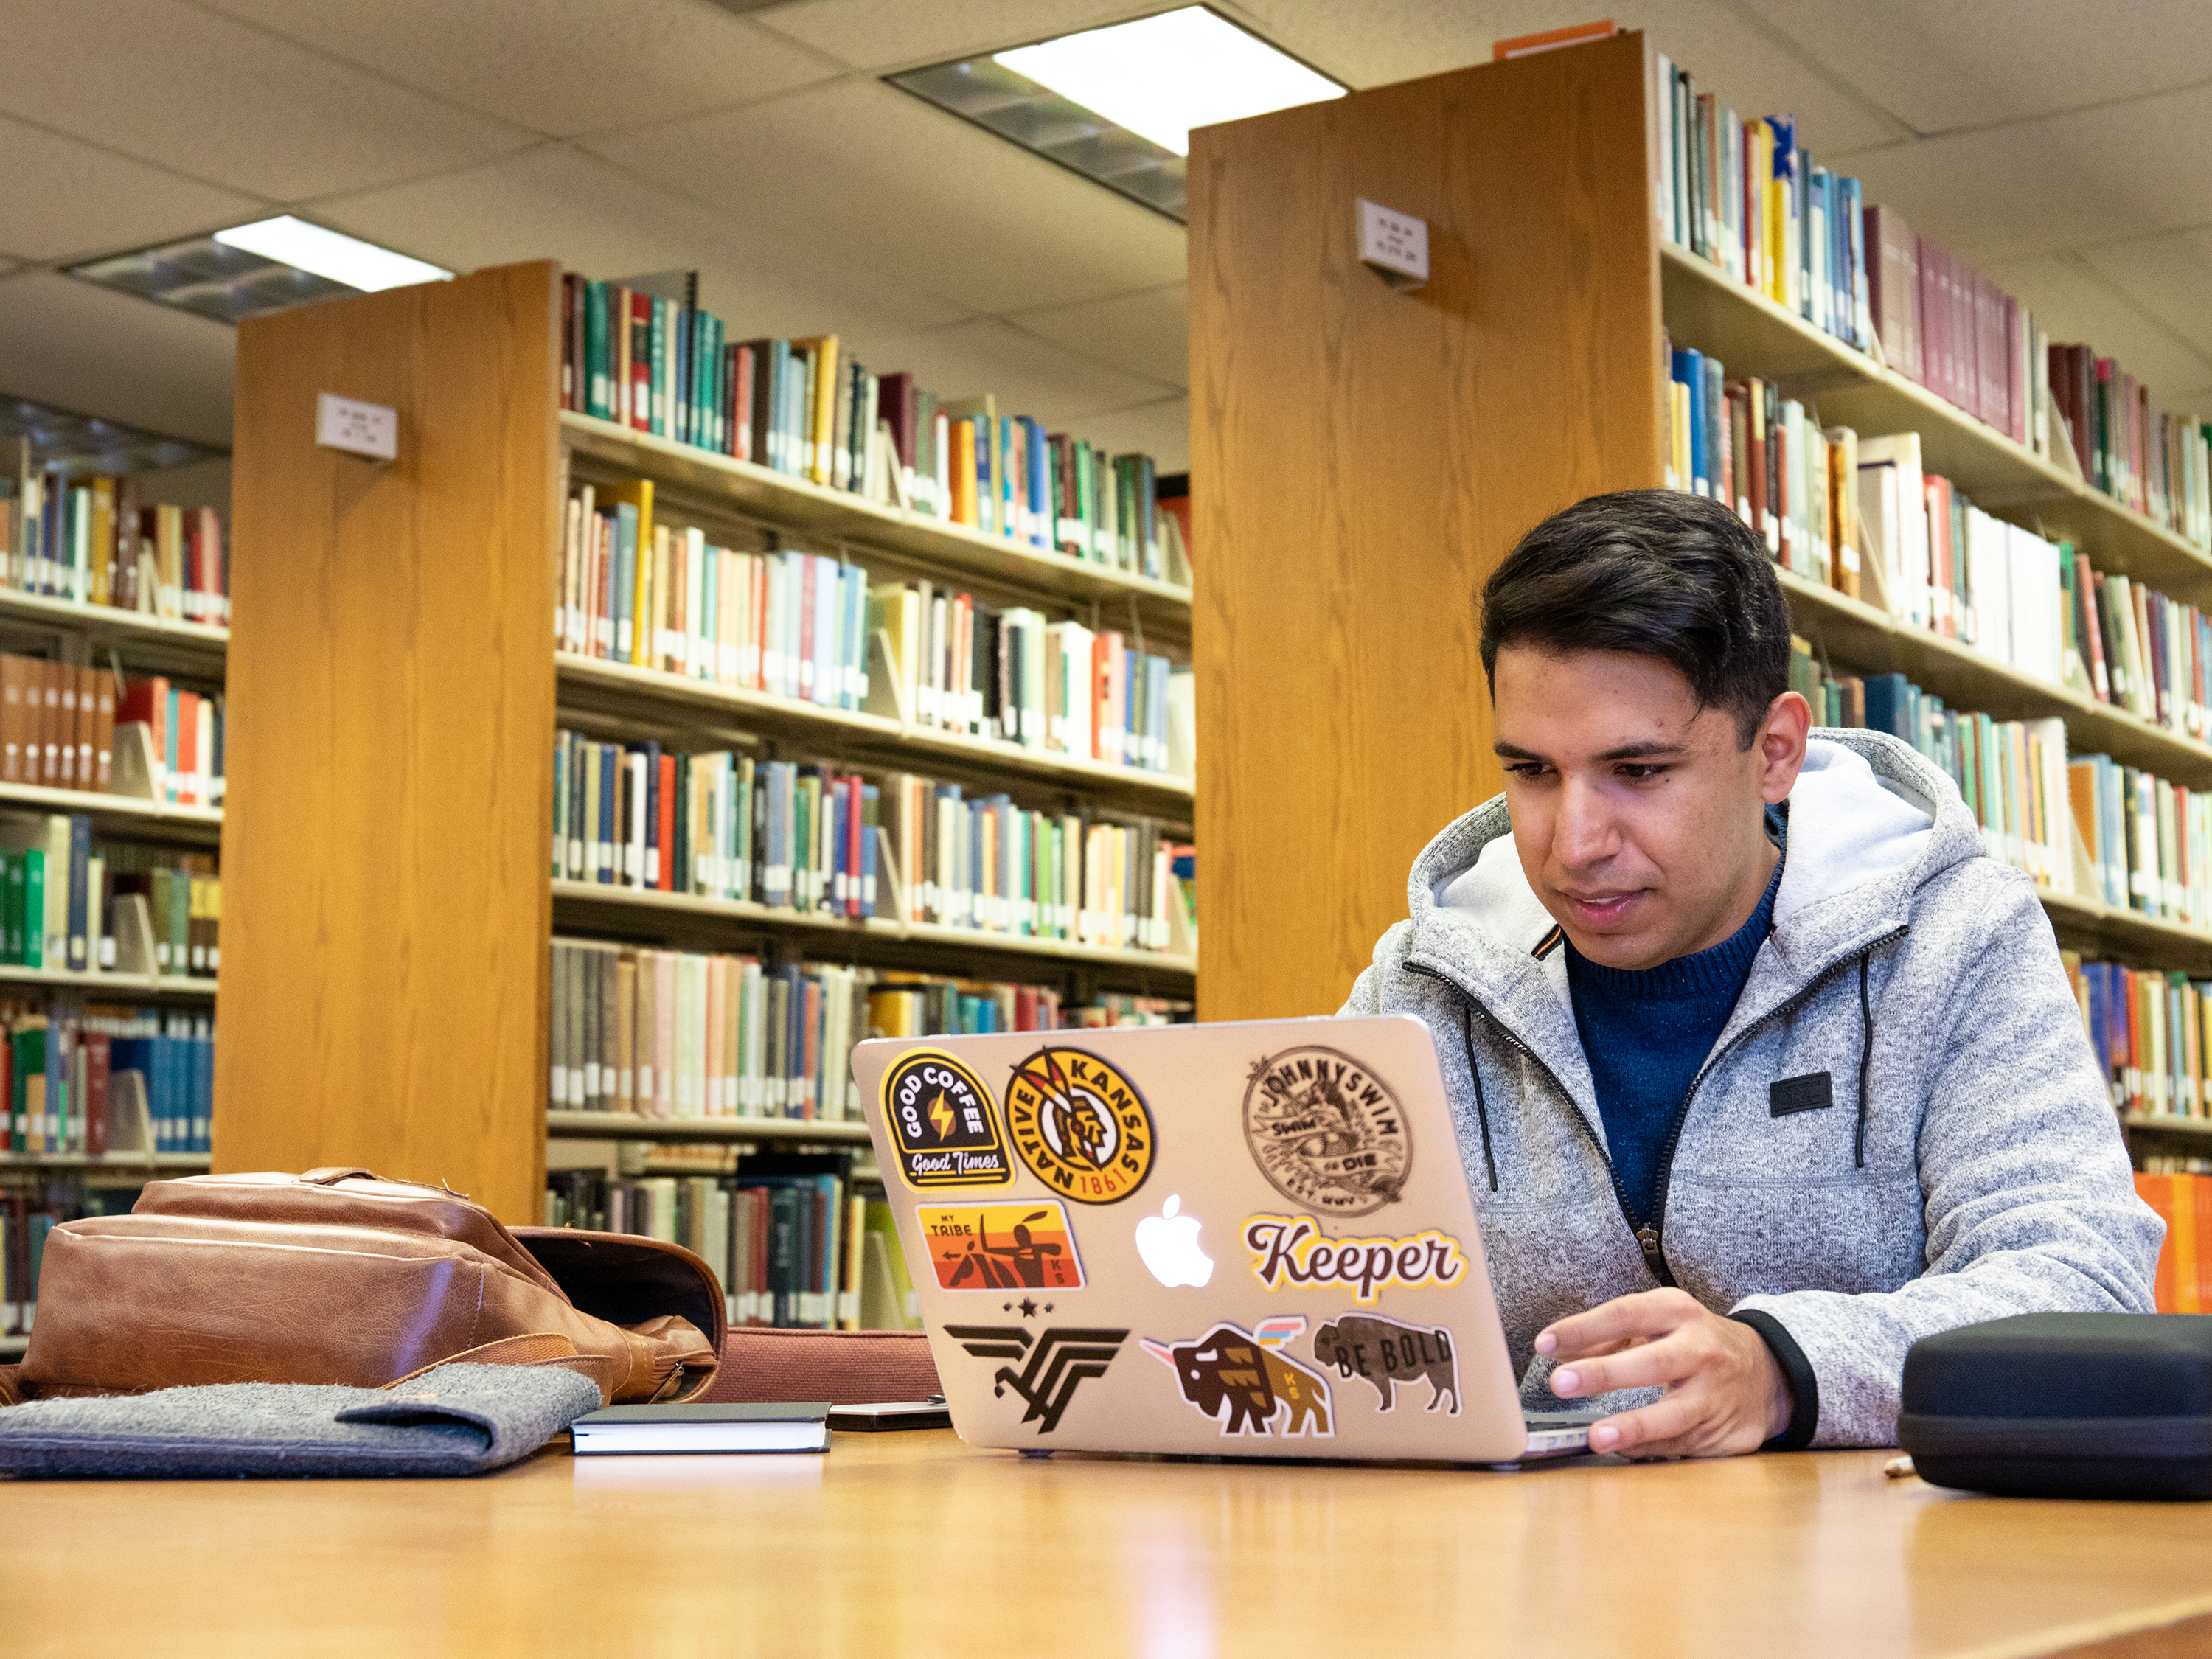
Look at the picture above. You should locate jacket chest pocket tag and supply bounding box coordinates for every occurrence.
[1769,1072,1834,1118]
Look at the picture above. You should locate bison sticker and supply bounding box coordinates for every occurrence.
[1141,1318,1333,1439]
[1312,1315,1461,1416]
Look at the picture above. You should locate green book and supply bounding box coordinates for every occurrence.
[21,849,43,970]
[2,852,21,965]
[170,865,190,976]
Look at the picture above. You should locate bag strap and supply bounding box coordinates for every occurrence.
[383,1332,620,1405]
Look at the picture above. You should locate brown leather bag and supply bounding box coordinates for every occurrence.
[1,1168,723,1407]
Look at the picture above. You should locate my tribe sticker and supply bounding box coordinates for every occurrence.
[917,1201,1085,1292]
[1005,1046,1155,1205]
[1311,1314,1462,1416]
[1242,1046,1411,1217]
[1141,1315,1334,1439]
[1242,1214,1467,1303]
[943,1324,1130,1434]
[884,1051,1012,1189]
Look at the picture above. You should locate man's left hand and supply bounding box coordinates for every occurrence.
[1534,1287,1791,1458]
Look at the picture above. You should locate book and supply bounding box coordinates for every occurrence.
[568,1400,830,1455]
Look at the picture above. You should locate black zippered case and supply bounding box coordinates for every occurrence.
[1898,1313,2212,1500]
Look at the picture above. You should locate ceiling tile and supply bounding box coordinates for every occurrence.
[0,0,530,201]
[1837,83,2212,267]
[1236,0,1906,148]
[1980,254,2212,412]
[751,0,1147,71]
[0,271,234,446]
[317,147,965,341]
[586,77,1186,316]
[197,0,837,139]
[1739,0,2212,136]
[2081,229,2212,369]
[1006,283,1188,389]
[845,317,1174,425]
[0,117,262,262]
[1061,392,1189,473]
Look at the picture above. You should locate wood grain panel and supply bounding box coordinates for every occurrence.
[1189,32,1663,1020]
[216,262,557,1221]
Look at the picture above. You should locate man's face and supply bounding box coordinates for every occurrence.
[1492,647,1807,970]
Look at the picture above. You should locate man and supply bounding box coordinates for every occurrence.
[1341,490,2160,1458]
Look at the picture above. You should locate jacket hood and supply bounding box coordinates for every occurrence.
[1413,728,1982,975]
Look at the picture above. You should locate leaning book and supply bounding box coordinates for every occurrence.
[568,1400,831,1455]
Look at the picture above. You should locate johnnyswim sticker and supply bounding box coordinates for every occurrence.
[1005,1046,1155,1205]
[884,1050,1012,1190]
[1242,1046,1411,1217]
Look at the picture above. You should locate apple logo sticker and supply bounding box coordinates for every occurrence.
[1135,1194,1214,1288]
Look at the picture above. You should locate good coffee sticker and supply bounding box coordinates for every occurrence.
[884,1050,1012,1189]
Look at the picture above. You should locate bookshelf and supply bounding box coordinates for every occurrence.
[1192,30,2212,1040]
[222,261,1196,1225]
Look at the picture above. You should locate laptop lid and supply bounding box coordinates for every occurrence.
[853,1015,1538,1462]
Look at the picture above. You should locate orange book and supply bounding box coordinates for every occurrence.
[950,420,977,527]
[1493,19,1616,58]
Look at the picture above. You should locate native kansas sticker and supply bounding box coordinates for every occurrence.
[917,1201,1085,1291]
[883,1050,1012,1190]
[1141,1316,1332,1438]
[1242,1046,1411,1217]
[1242,1214,1466,1303]
[1311,1314,1461,1415]
[1005,1046,1155,1205]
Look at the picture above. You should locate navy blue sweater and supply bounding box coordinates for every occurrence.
[1565,830,1786,1228]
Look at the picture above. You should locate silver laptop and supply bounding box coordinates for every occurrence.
[852,1015,1592,1464]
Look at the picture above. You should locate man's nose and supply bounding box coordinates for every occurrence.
[1554,776,1618,869]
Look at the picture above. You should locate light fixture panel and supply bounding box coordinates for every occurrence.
[71,219,449,325]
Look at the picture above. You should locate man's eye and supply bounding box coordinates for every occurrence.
[1504,763,1550,779]
[1618,764,1668,781]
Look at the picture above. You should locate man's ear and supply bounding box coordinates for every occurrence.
[1758,691,1811,804]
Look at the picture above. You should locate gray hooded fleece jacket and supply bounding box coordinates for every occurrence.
[1340,727,2162,1448]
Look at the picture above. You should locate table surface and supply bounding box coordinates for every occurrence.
[6,1432,2212,1658]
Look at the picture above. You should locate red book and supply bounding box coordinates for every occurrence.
[844,775,863,919]
[657,754,675,893]
[85,1033,108,1157]
[630,292,653,434]
[175,691,200,806]
[799,555,817,703]
[733,344,754,462]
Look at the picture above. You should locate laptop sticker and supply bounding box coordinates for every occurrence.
[942,1323,1130,1433]
[1139,1317,1333,1439]
[917,1201,1085,1290]
[1242,1046,1411,1217]
[1004,1046,1155,1205]
[1242,1214,1467,1303]
[1311,1315,1461,1416]
[1134,1194,1214,1288]
[884,1051,1012,1189]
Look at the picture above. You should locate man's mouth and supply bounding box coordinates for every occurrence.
[1559,889,1643,927]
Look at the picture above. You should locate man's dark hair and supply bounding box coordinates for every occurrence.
[1478,490,1790,747]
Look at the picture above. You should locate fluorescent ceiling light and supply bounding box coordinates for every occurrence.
[212,216,450,293]
[888,7,1342,221]
[994,7,1342,158]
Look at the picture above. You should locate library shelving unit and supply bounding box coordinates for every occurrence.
[221,262,1194,1224]
[1190,29,2212,1161]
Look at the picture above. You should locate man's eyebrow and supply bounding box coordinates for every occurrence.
[1595,740,1687,762]
[1492,741,1544,761]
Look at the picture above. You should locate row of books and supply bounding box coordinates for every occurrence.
[555,478,1186,776]
[543,1155,877,1329]
[557,273,1170,579]
[872,580,1187,773]
[553,731,1192,955]
[2133,1174,2212,1312]
[0,474,228,624]
[1795,649,2212,927]
[2069,958,2212,1121]
[1,1183,136,1335]
[1658,45,2212,549]
[0,818,216,978]
[0,659,223,808]
[1,1004,212,1155]
[550,942,870,1121]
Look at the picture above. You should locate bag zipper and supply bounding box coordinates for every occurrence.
[1407,923,1908,1284]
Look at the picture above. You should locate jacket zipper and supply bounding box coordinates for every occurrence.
[1408,924,1908,1284]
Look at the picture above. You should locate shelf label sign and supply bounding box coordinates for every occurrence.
[1357,199,1429,291]
[316,392,398,462]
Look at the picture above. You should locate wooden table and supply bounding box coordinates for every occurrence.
[6,1433,2211,1658]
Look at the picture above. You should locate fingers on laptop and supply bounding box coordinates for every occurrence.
[1535,1287,1702,1362]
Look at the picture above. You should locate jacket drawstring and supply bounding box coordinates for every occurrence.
[1461,1004,1499,1192]
[1854,951,1874,1169]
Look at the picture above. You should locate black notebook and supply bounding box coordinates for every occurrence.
[569,1401,831,1455]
